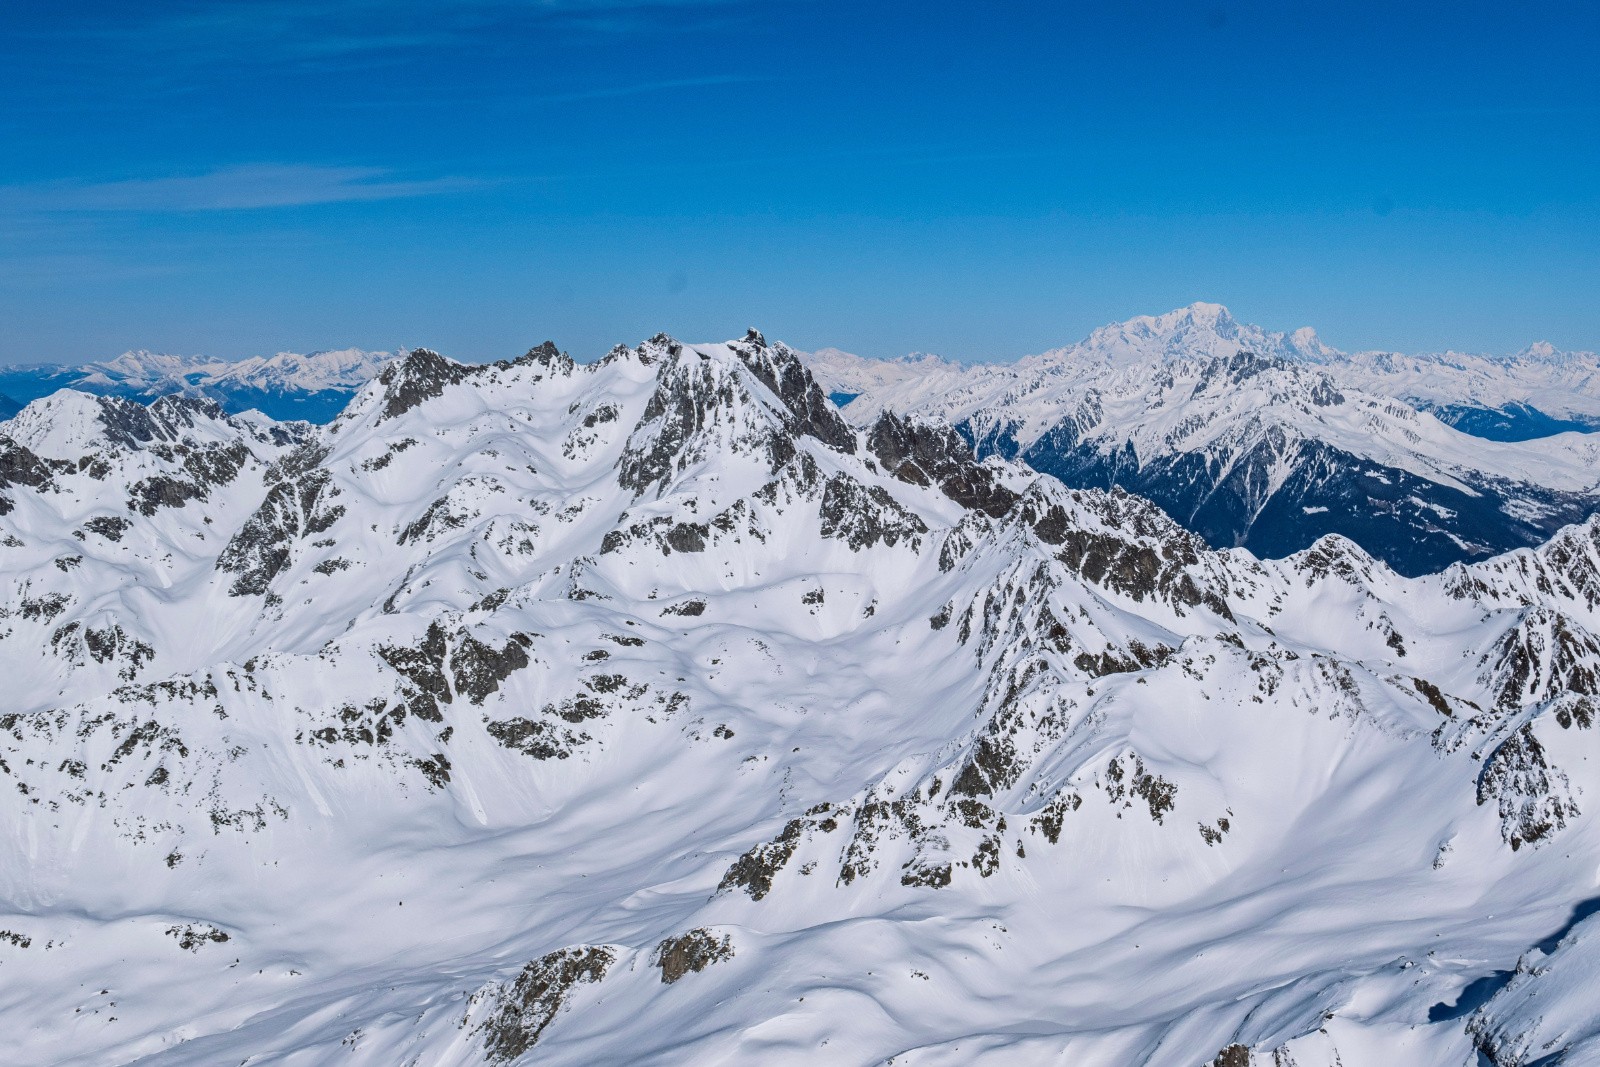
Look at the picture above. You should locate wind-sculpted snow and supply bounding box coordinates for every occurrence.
[809,304,1600,576]
[6,331,1600,1065]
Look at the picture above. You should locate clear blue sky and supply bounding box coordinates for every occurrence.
[1,0,1596,364]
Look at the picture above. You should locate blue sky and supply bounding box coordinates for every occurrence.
[1,0,1596,364]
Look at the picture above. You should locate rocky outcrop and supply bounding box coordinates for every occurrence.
[867,411,1017,518]
[470,946,614,1063]
[732,331,858,453]
[216,464,344,596]
[373,348,474,422]
[655,928,734,983]
[1477,723,1578,850]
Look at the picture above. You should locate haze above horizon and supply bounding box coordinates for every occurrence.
[2,0,1596,365]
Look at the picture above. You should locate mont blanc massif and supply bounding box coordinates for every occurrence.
[9,304,1600,1067]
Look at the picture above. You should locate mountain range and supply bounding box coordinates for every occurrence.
[4,306,1596,583]
[1322,342,1600,440]
[10,305,1595,579]
[0,348,396,424]
[4,330,1600,1064]
[808,304,1600,576]
[815,305,1600,441]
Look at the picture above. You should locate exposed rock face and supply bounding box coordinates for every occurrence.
[818,473,928,550]
[719,817,805,901]
[655,928,734,983]
[374,348,475,421]
[1482,607,1600,709]
[0,437,66,494]
[216,462,344,596]
[1477,724,1577,850]
[376,621,453,722]
[1018,485,1234,618]
[452,632,532,705]
[868,410,1017,517]
[1210,1045,1252,1067]
[470,946,615,1063]
[731,332,859,455]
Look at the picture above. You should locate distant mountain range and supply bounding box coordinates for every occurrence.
[7,308,1598,578]
[815,306,1600,443]
[0,348,397,423]
[1318,341,1600,440]
[11,316,1598,440]
[807,304,1600,575]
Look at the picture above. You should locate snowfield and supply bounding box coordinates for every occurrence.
[3,330,1600,1066]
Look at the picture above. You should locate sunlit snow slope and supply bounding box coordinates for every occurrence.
[3,332,1600,1066]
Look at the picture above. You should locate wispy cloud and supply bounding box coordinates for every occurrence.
[0,164,481,213]
[42,0,760,70]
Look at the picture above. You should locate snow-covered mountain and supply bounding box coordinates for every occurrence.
[809,304,1600,576]
[5,329,1600,1065]
[0,348,397,423]
[1331,343,1600,440]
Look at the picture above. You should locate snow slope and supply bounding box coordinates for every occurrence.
[2,331,1600,1065]
[808,305,1600,575]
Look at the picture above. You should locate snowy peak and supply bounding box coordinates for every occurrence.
[801,305,1600,575]
[725,331,858,453]
[238,347,397,391]
[0,388,287,460]
[1098,300,1243,350]
[1033,301,1343,372]
[801,347,961,400]
[614,331,863,499]
[1324,342,1600,439]
[370,347,478,422]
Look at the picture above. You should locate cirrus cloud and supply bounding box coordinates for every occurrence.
[0,164,484,213]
